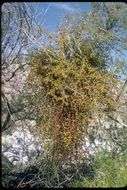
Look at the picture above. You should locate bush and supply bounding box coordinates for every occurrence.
[69,151,127,188]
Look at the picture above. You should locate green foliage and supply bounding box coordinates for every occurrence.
[70,151,127,187]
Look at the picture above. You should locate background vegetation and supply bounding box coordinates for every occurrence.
[2,2,127,188]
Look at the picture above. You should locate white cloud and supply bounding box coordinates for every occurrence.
[52,3,79,13]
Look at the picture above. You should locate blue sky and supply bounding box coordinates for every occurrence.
[29,2,91,32]
[28,2,127,73]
